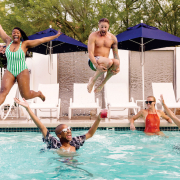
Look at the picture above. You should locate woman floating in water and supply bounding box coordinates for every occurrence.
[0,25,61,104]
[130,96,172,136]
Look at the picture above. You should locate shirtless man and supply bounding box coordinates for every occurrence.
[14,98,103,152]
[87,18,120,93]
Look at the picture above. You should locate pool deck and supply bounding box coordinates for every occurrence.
[0,115,179,128]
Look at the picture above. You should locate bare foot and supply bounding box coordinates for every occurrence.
[39,91,45,101]
[87,77,94,93]
[94,84,104,93]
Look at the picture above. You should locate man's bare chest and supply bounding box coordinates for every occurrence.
[95,38,113,48]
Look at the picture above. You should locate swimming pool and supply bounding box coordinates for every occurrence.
[1,130,180,180]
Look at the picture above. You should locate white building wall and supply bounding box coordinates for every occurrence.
[26,53,57,91]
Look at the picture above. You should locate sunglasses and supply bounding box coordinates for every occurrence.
[145,101,155,105]
[59,126,72,134]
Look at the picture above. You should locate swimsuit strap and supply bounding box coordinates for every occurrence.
[7,41,13,49]
[148,109,157,114]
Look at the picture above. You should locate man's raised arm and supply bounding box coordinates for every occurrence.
[14,98,48,138]
[85,113,102,140]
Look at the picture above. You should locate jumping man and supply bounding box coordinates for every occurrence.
[87,18,120,93]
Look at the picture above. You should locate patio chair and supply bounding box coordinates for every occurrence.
[29,84,61,119]
[152,83,180,113]
[0,83,18,120]
[68,83,101,120]
[105,83,140,118]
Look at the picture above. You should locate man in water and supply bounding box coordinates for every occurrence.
[14,98,103,152]
[87,18,120,93]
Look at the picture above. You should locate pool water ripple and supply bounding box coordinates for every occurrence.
[1,131,180,179]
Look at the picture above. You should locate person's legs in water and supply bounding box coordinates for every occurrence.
[87,57,113,93]
[0,70,15,105]
[16,69,45,101]
[94,58,120,93]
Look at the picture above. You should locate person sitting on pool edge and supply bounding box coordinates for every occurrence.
[14,98,103,152]
[130,96,172,136]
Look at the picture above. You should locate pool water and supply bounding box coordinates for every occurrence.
[1,130,180,180]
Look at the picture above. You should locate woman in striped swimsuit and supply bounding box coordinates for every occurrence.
[0,25,61,105]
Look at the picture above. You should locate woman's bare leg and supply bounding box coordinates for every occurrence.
[0,70,15,105]
[16,69,45,101]
[145,132,156,136]
[145,131,165,136]
[155,131,165,136]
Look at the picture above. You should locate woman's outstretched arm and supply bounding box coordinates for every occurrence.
[24,30,62,48]
[130,110,144,130]
[0,25,11,44]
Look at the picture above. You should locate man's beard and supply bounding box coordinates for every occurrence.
[100,31,106,36]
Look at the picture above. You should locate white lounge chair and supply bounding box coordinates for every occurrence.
[68,83,101,120]
[152,83,180,113]
[0,83,18,120]
[105,83,140,118]
[29,84,61,119]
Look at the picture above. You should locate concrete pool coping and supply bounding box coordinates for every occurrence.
[0,115,179,128]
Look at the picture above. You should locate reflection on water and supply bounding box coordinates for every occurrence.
[1,131,180,179]
[54,157,93,177]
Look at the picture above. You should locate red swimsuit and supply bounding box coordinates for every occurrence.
[144,110,160,133]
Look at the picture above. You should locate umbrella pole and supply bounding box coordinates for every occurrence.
[49,41,52,84]
[141,37,145,109]
[50,41,52,75]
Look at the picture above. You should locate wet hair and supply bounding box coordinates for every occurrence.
[147,96,156,102]
[99,18,109,24]
[13,27,29,41]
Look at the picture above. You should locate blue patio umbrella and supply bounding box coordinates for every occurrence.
[28,27,87,54]
[116,22,180,105]
[28,26,87,74]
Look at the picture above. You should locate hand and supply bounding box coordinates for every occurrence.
[56,29,62,38]
[14,98,29,109]
[130,123,136,131]
[111,66,120,75]
[159,94,165,105]
[168,119,173,124]
[97,64,107,72]
[98,112,102,120]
